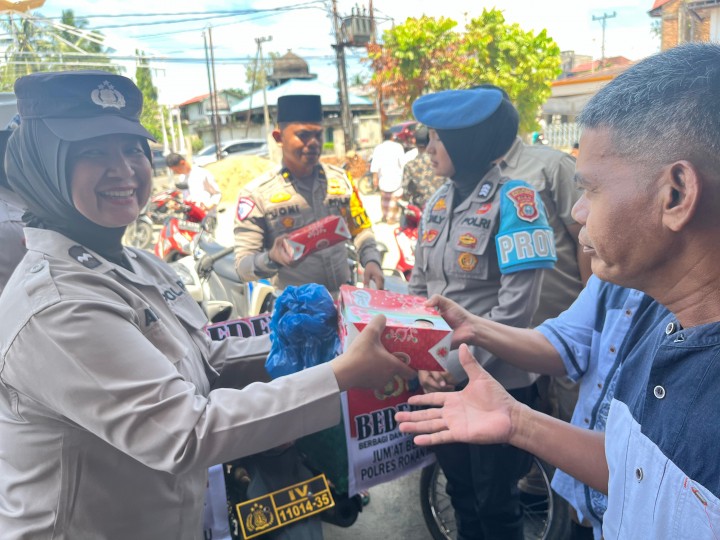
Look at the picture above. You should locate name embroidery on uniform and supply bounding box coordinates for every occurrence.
[460,216,492,229]
[327,197,351,207]
[265,204,300,220]
[506,186,539,222]
[458,253,478,272]
[162,280,187,302]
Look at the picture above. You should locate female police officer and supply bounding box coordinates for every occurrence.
[0,71,412,539]
[408,88,557,539]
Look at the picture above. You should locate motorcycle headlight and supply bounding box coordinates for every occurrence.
[171,262,196,287]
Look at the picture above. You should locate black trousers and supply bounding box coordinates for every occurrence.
[433,384,537,540]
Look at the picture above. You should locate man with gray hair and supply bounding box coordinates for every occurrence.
[396,42,720,537]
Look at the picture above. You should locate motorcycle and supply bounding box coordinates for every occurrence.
[377,200,421,284]
[170,230,274,322]
[393,200,421,281]
[154,199,216,263]
[122,187,186,250]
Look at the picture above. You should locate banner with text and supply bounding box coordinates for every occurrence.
[342,377,435,495]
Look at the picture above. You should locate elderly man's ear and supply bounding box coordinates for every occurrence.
[661,160,702,232]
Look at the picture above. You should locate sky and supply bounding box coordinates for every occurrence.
[23,0,661,106]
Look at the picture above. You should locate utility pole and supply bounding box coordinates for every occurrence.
[257,36,273,149]
[207,26,222,161]
[592,11,617,65]
[331,0,354,153]
[202,30,221,158]
[246,36,272,138]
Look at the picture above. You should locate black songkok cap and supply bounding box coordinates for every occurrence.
[277,94,323,124]
[14,70,155,142]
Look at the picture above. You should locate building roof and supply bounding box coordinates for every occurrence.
[571,56,632,74]
[230,79,373,114]
[177,93,211,108]
[554,64,631,87]
[650,0,673,10]
[270,50,316,82]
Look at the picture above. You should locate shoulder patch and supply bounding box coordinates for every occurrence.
[505,185,540,222]
[496,180,556,274]
[236,197,256,221]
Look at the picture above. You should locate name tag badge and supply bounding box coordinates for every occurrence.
[237,474,335,539]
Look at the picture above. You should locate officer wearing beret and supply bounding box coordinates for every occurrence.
[409,88,556,539]
[233,94,384,295]
[0,71,412,538]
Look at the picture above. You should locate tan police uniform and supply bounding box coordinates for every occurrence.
[499,137,581,325]
[0,185,25,293]
[409,167,544,388]
[234,163,381,293]
[499,137,582,424]
[0,228,342,539]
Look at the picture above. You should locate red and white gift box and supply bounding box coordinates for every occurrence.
[285,215,351,261]
[338,285,453,372]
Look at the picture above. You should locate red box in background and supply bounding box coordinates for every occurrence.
[338,285,453,371]
[285,215,351,261]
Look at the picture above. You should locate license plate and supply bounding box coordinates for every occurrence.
[236,474,335,539]
[179,220,202,233]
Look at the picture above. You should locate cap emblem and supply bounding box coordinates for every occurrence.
[91,81,126,110]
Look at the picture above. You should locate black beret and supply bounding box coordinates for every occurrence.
[14,70,154,142]
[412,88,504,130]
[277,94,322,124]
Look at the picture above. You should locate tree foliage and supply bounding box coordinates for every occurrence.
[0,9,119,91]
[365,9,562,133]
[135,51,162,142]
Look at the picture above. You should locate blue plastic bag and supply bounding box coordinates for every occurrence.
[265,284,342,379]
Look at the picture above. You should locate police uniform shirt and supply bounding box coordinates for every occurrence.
[0,185,26,294]
[409,166,554,388]
[499,137,582,325]
[234,163,380,293]
[0,228,342,539]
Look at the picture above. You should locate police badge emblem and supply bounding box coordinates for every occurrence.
[91,81,126,109]
[505,186,539,222]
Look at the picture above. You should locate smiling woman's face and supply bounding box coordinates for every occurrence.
[67,134,152,228]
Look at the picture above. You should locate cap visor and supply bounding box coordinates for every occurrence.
[42,115,156,142]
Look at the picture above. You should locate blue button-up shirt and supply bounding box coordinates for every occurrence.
[604,317,720,538]
[537,275,668,537]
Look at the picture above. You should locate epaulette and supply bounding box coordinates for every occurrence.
[240,166,284,195]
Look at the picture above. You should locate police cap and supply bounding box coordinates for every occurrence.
[412,88,504,130]
[14,70,155,142]
[277,94,323,124]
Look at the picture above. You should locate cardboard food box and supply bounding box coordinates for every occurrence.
[337,285,453,371]
[285,215,351,261]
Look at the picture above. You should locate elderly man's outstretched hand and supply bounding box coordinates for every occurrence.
[396,345,519,447]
